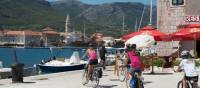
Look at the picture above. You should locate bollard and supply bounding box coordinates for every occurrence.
[11,63,24,83]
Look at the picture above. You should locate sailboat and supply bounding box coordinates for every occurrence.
[37,51,87,73]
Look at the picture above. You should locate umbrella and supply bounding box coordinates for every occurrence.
[170,24,200,58]
[170,28,200,40]
[122,25,167,41]
[122,25,167,74]
[125,34,155,50]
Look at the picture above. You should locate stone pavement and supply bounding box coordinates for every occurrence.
[0,66,199,88]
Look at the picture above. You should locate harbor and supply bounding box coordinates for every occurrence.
[0,0,200,88]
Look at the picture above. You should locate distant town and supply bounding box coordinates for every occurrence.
[0,26,86,47]
[0,26,120,48]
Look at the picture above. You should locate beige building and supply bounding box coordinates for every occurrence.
[157,0,200,57]
[2,30,42,47]
[42,27,60,47]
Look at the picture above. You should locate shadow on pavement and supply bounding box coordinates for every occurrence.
[103,74,109,76]
[110,79,119,81]
[23,82,36,84]
[35,77,48,80]
[99,85,118,88]
[105,69,114,72]
[143,81,152,85]
[143,73,173,75]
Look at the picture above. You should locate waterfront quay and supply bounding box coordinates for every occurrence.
[0,66,199,88]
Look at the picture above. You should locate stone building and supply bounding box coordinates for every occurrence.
[157,0,200,57]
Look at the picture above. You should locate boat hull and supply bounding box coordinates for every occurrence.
[37,64,86,73]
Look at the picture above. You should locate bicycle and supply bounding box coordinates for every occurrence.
[126,70,144,88]
[177,77,198,88]
[117,58,127,81]
[82,64,103,88]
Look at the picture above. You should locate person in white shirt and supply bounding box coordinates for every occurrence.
[176,50,199,88]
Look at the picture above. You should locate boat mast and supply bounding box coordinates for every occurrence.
[138,6,146,31]
[122,14,125,35]
[65,14,70,33]
[134,18,138,32]
[83,22,86,41]
[23,31,26,47]
[150,0,153,25]
[65,14,70,44]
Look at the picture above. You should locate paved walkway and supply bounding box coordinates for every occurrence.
[0,66,199,88]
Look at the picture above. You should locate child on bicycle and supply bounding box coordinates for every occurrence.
[176,50,199,88]
[82,43,98,84]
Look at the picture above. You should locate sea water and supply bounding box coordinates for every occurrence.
[0,47,86,68]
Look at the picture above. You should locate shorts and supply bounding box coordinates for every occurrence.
[128,67,142,77]
[88,59,98,65]
[100,56,106,62]
[185,76,199,82]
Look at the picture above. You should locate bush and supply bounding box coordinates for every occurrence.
[173,60,181,66]
[152,59,164,67]
[195,60,200,67]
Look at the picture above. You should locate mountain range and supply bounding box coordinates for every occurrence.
[0,0,156,37]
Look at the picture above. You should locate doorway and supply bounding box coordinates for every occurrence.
[197,41,200,58]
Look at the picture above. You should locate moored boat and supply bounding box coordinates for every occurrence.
[37,64,85,73]
[37,51,87,73]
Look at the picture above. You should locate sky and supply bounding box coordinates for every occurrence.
[47,0,156,5]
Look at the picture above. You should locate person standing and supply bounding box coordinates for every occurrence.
[99,45,107,69]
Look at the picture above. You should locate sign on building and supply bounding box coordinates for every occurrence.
[185,15,200,22]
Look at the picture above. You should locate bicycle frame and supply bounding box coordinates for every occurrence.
[82,64,102,88]
[178,78,198,88]
[127,71,143,88]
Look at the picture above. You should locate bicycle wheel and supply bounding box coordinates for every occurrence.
[125,74,131,88]
[119,66,126,82]
[177,81,190,88]
[193,83,198,88]
[81,69,88,85]
[91,70,99,88]
[139,79,144,88]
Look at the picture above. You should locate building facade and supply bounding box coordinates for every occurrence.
[42,27,60,47]
[2,31,42,47]
[24,30,42,47]
[3,31,25,46]
[157,0,200,56]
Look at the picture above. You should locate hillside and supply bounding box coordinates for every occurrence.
[0,0,65,31]
[0,0,156,37]
[52,0,157,37]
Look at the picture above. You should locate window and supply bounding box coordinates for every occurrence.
[172,0,184,5]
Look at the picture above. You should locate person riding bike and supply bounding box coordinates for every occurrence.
[176,50,199,88]
[126,44,142,76]
[125,44,142,87]
[82,43,98,84]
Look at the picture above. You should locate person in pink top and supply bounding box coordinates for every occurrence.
[82,43,98,83]
[126,44,142,76]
